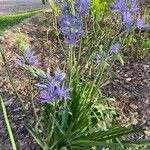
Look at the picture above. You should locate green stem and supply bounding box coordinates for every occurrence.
[28,74,43,130]
[68,45,75,87]
[86,58,106,99]
[77,38,82,62]
[0,96,17,150]
[47,101,57,146]
[70,0,75,15]
[53,15,69,70]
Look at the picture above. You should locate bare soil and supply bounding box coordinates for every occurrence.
[102,57,150,139]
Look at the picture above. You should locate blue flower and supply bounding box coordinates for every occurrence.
[111,0,128,14]
[110,42,120,54]
[55,71,66,82]
[35,71,65,89]
[111,0,148,30]
[16,54,24,65]
[58,0,90,46]
[129,0,139,13]
[74,0,90,16]
[59,13,83,44]
[16,47,40,66]
[136,15,149,29]
[56,83,70,101]
[59,14,74,27]
[96,53,102,64]
[39,82,57,103]
[96,50,107,64]
[35,70,70,103]
[112,14,118,22]
[122,12,134,27]
[25,48,40,65]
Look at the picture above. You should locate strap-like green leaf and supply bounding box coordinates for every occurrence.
[0,96,17,150]
[27,127,45,149]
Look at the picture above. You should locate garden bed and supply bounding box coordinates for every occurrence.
[0,11,150,149]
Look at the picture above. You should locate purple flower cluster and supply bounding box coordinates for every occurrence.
[58,0,90,45]
[110,42,120,54]
[111,0,148,29]
[35,71,70,103]
[59,14,84,44]
[16,47,40,66]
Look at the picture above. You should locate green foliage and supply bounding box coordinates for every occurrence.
[49,0,60,16]
[0,10,43,35]
[90,0,108,21]
[16,30,26,52]
[0,96,17,150]
[142,38,150,49]
[141,38,150,55]
[23,65,47,79]
[27,78,147,149]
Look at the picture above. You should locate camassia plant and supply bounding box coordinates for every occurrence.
[0,0,150,149]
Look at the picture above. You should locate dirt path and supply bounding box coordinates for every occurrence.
[0,0,48,15]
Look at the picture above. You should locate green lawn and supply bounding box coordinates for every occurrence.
[0,9,44,35]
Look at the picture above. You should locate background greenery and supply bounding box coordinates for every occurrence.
[0,9,45,35]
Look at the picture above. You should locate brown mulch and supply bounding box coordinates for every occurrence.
[0,11,150,149]
[102,57,150,138]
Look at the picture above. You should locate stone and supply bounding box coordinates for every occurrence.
[4,31,11,36]
[0,88,5,93]
[144,130,150,136]
[126,78,132,82]
[143,65,149,71]
[124,74,128,77]
[131,117,138,125]
[130,104,138,109]
[0,36,5,44]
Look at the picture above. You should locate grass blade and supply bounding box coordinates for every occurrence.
[0,96,17,150]
[27,127,45,149]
